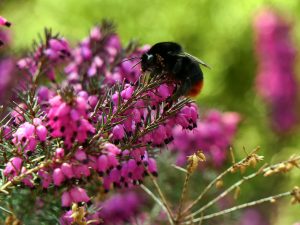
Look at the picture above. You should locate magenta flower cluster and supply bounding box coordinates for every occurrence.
[0,21,207,223]
[254,9,298,132]
[17,32,70,81]
[0,16,11,46]
[0,19,17,104]
[171,110,240,167]
[97,190,144,224]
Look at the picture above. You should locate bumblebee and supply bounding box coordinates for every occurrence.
[141,42,209,98]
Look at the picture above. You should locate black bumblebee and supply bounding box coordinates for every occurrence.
[140,42,209,98]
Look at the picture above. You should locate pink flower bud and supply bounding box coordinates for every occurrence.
[78,91,88,100]
[107,153,119,168]
[88,95,98,108]
[4,157,22,177]
[127,159,137,174]
[74,149,87,161]
[61,163,74,179]
[76,96,88,111]
[157,84,171,99]
[70,109,80,121]
[97,155,108,173]
[87,64,97,77]
[21,167,34,188]
[81,46,92,60]
[132,109,141,123]
[148,158,158,176]
[38,170,52,188]
[104,143,121,155]
[0,16,11,27]
[61,191,72,207]
[94,56,103,67]
[53,168,65,186]
[55,103,70,117]
[90,27,101,40]
[55,148,65,159]
[69,187,90,203]
[121,86,134,99]
[112,92,119,105]
[36,125,47,141]
[112,125,125,140]
[73,164,90,178]
[33,118,42,126]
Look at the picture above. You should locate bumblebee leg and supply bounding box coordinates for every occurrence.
[171,77,192,100]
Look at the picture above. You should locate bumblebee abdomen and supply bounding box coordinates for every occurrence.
[188,80,203,97]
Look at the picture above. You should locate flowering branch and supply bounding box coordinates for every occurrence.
[182,191,292,224]
[182,147,261,215]
[183,154,300,221]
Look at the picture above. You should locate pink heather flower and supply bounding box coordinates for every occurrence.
[0,16,11,27]
[53,168,65,186]
[65,24,144,86]
[98,191,144,225]
[88,95,98,108]
[148,158,158,176]
[90,27,101,40]
[60,208,101,225]
[44,38,70,61]
[36,125,47,141]
[11,103,27,124]
[61,163,74,179]
[17,57,38,76]
[55,148,65,159]
[74,149,87,161]
[12,122,39,154]
[3,157,23,178]
[97,155,109,175]
[0,29,11,46]
[69,187,90,203]
[106,35,121,56]
[121,85,134,100]
[171,110,240,167]
[103,143,121,155]
[0,58,15,103]
[157,84,172,99]
[1,22,208,215]
[254,9,298,133]
[61,191,72,208]
[1,125,12,139]
[20,167,34,188]
[112,124,125,140]
[73,164,91,178]
[59,210,74,225]
[38,169,52,189]
[81,45,92,60]
[17,36,70,80]
[47,95,95,148]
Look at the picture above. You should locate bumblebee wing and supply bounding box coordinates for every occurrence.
[177,52,211,69]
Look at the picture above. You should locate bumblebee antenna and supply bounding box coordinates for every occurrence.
[121,56,140,63]
[131,59,142,69]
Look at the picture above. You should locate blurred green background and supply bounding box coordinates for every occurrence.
[1,0,300,224]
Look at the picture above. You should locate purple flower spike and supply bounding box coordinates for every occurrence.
[254,9,298,133]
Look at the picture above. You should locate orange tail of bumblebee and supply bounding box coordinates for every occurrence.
[187,80,203,97]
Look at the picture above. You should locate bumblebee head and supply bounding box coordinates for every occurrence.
[141,53,155,71]
[141,42,182,72]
